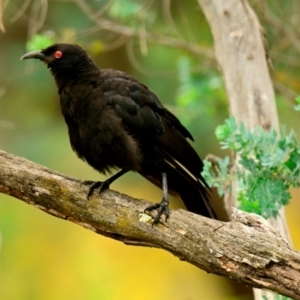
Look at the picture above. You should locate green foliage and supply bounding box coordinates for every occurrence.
[26,33,56,52]
[262,295,293,300]
[109,0,141,18]
[175,57,227,127]
[203,116,300,219]
[295,95,300,112]
[203,157,232,197]
[107,0,155,28]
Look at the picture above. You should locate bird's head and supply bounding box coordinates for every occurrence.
[21,43,97,82]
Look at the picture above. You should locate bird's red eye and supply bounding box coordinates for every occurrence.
[54,50,63,59]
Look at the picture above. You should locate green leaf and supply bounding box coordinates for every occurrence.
[295,95,300,112]
[208,116,300,219]
[238,176,291,218]
[202,157,232,197]
[285,148,300,172]
[215,117,235,141]
[239,157,257,172]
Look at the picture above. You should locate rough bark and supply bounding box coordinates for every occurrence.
[197,1,292,298]
[0,149,300,299]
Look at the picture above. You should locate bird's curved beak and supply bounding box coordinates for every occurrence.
[20,50,46,61]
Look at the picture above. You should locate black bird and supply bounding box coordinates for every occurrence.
[21,43,217,223]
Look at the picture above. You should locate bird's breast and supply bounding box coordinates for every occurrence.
[60,93,143,173]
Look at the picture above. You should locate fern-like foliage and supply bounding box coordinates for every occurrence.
[203,115,300,219]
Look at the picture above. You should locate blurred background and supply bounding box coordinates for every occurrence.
[0,0,299,299]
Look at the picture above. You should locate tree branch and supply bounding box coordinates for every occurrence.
[0,149,300,299]
[72,0,215,60]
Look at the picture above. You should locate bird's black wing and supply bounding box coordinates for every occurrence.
[100,69,193,139]
[99,71,204,180]
[98,69,216,218]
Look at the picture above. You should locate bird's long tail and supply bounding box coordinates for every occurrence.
[141,162,217,219]
[165,162,217,219]
[168,169,217,219]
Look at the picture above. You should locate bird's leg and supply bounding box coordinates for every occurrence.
[144,172,170,225]
[81,169,128,199]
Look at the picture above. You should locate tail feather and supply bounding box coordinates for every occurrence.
[163,158,217,219]
[140,116,217,219]
[175,176,217,219]
[141,161,217,219]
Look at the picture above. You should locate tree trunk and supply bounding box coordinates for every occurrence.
[197,0,292,299]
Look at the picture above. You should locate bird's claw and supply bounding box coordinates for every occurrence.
[144,197,170,225]
[81,180,110,199]
[81,180,95,187]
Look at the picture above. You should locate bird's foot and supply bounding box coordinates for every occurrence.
[81,180,110,199]
[144,197,170,225]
